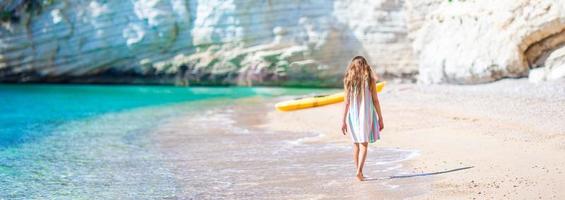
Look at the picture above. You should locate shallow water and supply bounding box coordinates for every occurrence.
[153,98,430,199]
[0,84,427,199]
[0,84,330,198]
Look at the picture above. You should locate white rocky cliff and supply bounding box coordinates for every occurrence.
[0,0,413,86]
[411,0,565,84]
[0,0,564,86]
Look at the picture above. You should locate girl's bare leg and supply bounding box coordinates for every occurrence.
[353,143,360,171]
[356,142,369,181]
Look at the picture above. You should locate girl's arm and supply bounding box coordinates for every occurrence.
[371,87,384,131]
[341,92,350,135]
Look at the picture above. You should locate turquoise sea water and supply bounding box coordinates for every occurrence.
[0,84,323,199]
[0,84,428,199]
[0,84,260,148]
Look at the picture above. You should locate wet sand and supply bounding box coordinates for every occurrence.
[266,79,565,199]
[151,97,431,199]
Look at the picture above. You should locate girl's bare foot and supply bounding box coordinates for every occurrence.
[356,173,365,181]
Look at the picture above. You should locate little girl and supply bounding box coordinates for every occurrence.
[341,56,384,181]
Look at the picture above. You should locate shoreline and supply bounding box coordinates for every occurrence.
[265,78,565,199]
[152,95,430,199]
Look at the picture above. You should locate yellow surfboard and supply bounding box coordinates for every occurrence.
[275,82,386,112]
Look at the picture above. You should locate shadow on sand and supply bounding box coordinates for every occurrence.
[364,166,474,181]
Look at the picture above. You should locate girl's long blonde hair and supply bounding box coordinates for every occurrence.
[343,56,378,98]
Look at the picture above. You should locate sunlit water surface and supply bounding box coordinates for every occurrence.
[0,84,425,199]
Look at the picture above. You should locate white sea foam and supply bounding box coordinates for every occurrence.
[374,148,420,166]
[285,133,327,145]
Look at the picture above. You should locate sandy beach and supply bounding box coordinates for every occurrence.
[267,78,565,199]
[149,78,565,199]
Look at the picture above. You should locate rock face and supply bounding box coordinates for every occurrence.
[1,0,563,86]
[529,46,565,83]
[0,0,416,86]
[334,0,418,79]
[412,0,565,84]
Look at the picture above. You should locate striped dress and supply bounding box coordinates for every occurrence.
[346,81,380,143]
